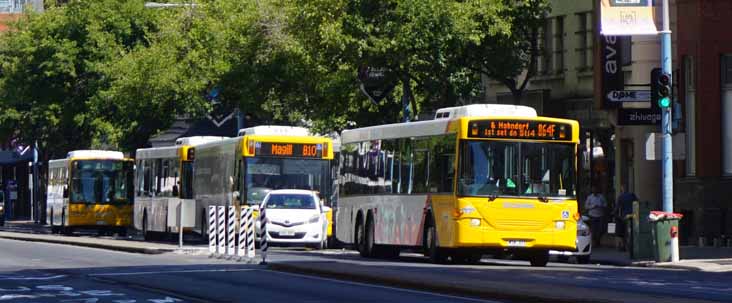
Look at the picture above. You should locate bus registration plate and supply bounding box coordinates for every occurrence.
[96,221,106,225]
[507,240,526,247]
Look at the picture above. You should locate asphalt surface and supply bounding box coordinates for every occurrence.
[0,238,499,303]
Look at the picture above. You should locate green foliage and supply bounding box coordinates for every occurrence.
[0,0,551,155]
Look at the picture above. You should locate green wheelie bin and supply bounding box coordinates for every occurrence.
[649,211,683,262]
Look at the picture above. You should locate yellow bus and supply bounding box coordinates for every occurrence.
[47,150,134,236]
[336,105,580,266]
[192,126,335,247]
[134,136,226,240]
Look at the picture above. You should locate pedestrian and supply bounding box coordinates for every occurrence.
[584,186,607,247]
[615,185,637,251]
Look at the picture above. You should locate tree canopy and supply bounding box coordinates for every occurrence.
[0,0,549,155]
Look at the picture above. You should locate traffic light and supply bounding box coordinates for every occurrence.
[651,68,672,108]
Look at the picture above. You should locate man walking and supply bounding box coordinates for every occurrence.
[585,186,607,247]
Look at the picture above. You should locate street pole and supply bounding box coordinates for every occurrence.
[660,0,677,262]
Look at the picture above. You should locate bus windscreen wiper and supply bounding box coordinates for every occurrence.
[537,195,549,203]
[488,193,498,201]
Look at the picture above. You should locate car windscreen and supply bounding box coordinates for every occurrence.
[265,194,316,209]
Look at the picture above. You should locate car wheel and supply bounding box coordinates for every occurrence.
[529,250,550,267]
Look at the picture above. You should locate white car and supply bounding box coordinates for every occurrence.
[257,189,330,249]
[549,216,592,264]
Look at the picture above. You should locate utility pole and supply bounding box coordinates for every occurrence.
[660,0,677,262]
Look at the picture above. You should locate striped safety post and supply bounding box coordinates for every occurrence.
[227,206,236,257]
[259,203,268,264]
[237,206,247,260]
[208,206,217,256]
[245,207,256,259]
[217,206,226,258]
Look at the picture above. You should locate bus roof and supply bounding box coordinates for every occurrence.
[136,145,179,160]
[434,104,537,120]
[175,136,228,146]
[342,119,451,144]
[66,150,124,160]
[238,125,310,137]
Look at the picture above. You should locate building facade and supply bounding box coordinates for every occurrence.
[675,0,732,245]
[483,1,693,241]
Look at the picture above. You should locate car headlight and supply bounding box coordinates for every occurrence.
[577,222,590,237]
[308,214,320,224]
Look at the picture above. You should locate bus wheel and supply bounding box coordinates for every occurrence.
[364,217,376,258]
[355,219,367,257]
[529,250,550,267]
[142,212,152,241]
[425,219,447,264]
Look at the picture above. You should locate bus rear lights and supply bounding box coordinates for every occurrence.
[470,219,481,227]
[322,142,328,156]
[555,221,566,230]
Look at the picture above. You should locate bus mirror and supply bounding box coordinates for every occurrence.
[63,186,68,198]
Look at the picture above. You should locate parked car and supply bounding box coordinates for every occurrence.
[256,189,330,249]
[550,216,592,264]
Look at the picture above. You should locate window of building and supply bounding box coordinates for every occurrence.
[553,16,565,74]
[538,18,553,75]
[684,56,696,176]
[575,12,593,72]
[721,54,732,176]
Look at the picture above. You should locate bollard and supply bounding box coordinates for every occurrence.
[208,206,217,256]
[217,206,226,258]
[260,204,268,264]
[238,206,247,260]
[227,206,236,257]
[245,207,256,259]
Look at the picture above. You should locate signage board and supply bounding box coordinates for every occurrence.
[607,90,650,102]
[600,0,658,36]
[358,66,397,104]
[255,142,323,158]
[602,36,626,108]
[468,120,573,141]
[617,108,661,125]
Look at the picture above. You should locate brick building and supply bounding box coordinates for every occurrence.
[675,0,732,245]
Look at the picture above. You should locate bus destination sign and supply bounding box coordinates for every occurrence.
[255,142,323,158]
[468,120,572,141]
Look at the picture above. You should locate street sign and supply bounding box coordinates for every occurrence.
[358,66,396,105]
[607,90,650,102]
[600,0,657,36]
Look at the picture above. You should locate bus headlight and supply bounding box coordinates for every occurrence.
[555,221,566,230]
[470,219,481,227]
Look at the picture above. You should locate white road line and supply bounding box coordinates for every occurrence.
[0,275,67,281]
[89,269,257,277]
[263,269,503,303]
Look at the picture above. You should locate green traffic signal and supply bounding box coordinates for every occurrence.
[659,96,671,108]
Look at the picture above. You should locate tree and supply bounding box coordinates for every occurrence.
[462,0,550,104]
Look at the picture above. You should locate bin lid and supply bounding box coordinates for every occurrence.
[648,211,684,221]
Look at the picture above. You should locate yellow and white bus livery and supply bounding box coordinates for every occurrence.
[47,150,134,235]
[336,104,580,266]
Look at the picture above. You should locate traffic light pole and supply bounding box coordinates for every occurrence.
[660,0,677,262]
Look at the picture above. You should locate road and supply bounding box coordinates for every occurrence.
[0,238,497,303]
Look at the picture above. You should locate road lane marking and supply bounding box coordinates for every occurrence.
[263,269,503,303]
[0,275,66,281]
[89,268,257,277]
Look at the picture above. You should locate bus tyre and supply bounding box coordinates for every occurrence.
[142,212,152,241]
[364,217,376,257]
[425,220,447,264]
[355,218,368,257]
[530,250,550,267]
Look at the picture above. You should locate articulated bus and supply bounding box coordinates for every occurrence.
[134,136,227,239]
[336,104,580,266]
[192,126,335,244]
[47,150,134,235]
